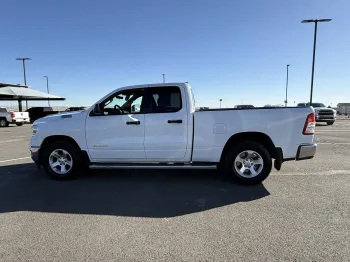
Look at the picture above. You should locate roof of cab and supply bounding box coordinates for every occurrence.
[119,82,189,91]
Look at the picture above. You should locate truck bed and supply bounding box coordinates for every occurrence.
[192,106,314,162]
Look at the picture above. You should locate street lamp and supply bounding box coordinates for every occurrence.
[162,74,165,83]
[285,64,290,107]
[16,57,32,110]
[219,99,222,108]
[43,76,50,107]
[301,19,332,105]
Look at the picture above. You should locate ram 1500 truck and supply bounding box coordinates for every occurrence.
[30,83,317,184]
[297,102,336,125]
[0,107,30,127]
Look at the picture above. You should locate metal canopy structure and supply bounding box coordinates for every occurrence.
[0,83,65,111]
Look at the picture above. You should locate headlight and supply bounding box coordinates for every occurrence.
[32,125,38,135]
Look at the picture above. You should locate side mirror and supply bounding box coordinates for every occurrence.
[93,104,102,115]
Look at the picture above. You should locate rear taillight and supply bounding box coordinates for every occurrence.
[10,112,15,118]
[303,113,315,135]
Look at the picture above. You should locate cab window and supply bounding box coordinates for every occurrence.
[100,89,145,115]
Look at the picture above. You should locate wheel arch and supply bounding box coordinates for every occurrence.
[39,135,90,165]
[220,132,281,164]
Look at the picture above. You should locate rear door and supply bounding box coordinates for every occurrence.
[143,86,189,160]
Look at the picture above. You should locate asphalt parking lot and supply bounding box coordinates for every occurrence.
[0,122,349,261]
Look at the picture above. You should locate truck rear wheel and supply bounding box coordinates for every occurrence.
[42,141,83,180]
[0,118,9,127]
[223,141,272,185]
[16,123,24,126]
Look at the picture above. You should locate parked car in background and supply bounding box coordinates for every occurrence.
[0,107,30,127]
[197,107,210,111]
[234,104,254,109]
[264,104,284,108]
[26,107,60,123]
[65,107,87,112]
[297,102,336,125]
[30,82,317,184]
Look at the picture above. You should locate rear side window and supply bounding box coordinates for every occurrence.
[147,86,182,113]
[0,108,7,112]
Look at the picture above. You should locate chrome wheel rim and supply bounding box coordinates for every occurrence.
[0,120,6,127]
[234,150,264,178]
[49,149,73,175]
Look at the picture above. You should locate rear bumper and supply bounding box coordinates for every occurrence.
[30,146,40,165]
[11,119,30,123]
[296,144,317,160]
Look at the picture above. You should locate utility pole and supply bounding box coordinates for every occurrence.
[162,74,165,83]
[16,58,32,110]
[219,99,222,108]
[43,76,50,107]
[285,64,290,107]
[301,19,332,105]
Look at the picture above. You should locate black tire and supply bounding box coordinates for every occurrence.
[16,123,24,126]
[327,121,334,125]
[0,118,9,127]
[223,141,272,185]
[42,141,84,180]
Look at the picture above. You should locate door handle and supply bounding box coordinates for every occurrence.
[126,121,140,125]
[168,119,182,124]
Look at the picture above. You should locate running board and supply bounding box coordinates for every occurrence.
[89,163,217,170]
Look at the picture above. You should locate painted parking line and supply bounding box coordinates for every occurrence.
[272,170,350,176]
[0,157,31,163]
[317,142,350,145]
[0,139,26,144]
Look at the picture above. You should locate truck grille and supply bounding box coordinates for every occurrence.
[318,110,333,116]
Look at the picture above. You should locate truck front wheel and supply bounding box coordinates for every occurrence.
[327,121,334,125]
[42,141,83,180]
[16,123,24,126]
[223,141,272,185]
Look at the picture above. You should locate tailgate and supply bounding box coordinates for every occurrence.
[13,112,29,119]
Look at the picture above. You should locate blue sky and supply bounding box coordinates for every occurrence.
[1,0,349,108]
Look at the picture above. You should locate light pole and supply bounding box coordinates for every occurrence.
[301,19,332,105]
[162,74,165,83]
[219,99,222,108]
[16,58,31,110]
[285,64,290,107]
[43,76,50,107]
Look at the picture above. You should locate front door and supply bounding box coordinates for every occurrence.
[143,86,189,160]
[86,88,146,161]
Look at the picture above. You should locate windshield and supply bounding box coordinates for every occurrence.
[311,103,326,108]
[297,103,326,107]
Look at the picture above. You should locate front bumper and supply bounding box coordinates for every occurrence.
[30,147,40,165]
[316,115,335,122]
[296,144,317,160]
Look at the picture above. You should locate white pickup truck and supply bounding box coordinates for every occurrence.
[0,107,30,127]
[30,83,317,184]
